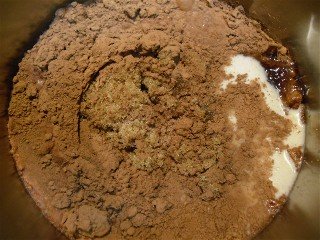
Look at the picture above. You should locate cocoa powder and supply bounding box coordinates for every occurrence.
[8,0,298,239]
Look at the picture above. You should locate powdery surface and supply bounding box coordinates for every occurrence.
[8,0,300,239]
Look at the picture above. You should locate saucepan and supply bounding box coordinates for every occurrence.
[0,0,318,239]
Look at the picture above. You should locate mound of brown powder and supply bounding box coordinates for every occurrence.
[8,0,300,239]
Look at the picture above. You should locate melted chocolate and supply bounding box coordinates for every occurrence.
[260,46,305,109]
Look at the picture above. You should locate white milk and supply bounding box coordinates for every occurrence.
[222,55,305,199]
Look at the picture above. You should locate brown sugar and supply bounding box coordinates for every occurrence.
[8,0,302,239]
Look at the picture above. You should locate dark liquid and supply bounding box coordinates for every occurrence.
[260,46,306,109]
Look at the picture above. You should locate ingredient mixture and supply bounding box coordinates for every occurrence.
[8,0,305,239]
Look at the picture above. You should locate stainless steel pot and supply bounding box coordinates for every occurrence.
[0,0,319,239]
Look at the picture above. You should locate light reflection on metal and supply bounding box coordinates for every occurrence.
[306,15,319,69]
